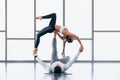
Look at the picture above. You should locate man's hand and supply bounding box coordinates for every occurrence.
[36,16,42,20]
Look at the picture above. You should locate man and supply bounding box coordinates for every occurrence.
[33,32,83,73]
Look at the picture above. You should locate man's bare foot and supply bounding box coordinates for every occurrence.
[33,48,38,55]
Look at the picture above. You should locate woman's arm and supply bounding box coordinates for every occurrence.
[61,40,67,57]
[76,37,84,52]
[71,33,84,52]
[56,32,64,40]
[56,32,67,57]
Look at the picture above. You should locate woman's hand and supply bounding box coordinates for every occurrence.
[79,46,84,52]
[61,51,65,57]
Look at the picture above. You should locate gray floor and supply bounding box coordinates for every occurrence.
[1,63,120,80]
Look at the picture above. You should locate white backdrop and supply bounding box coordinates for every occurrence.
[0,0,120,61]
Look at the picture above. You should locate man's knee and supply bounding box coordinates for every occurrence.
[66,56,70,61]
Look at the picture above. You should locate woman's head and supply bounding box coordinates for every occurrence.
[54,66,62,73]
[65,35,73,43]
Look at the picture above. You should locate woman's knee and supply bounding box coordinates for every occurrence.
[37,33,41,38]
[52,13,56,18]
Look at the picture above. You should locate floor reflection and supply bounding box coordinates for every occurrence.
[1,63,120,80]
[43,73,72,80]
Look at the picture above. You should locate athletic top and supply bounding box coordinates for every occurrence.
[59,26,66,33]
[34,51,80,72]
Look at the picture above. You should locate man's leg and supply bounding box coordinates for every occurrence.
[59,56,70,64]
[50,33,58,64]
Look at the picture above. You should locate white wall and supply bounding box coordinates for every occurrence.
[0,0,120,61]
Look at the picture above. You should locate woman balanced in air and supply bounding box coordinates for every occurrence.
[33,13,84,55]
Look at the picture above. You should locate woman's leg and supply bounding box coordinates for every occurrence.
[34,13,56,48]
[59,56,70,64]
[42,13,56,29]
[35,27,53,48]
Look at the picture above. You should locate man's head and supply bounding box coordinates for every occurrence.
[54,66,62,73]
[65,35,73,43]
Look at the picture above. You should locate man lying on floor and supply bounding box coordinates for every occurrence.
[33,32,83,73]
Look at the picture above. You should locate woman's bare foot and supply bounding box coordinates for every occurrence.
[33,48,38,55]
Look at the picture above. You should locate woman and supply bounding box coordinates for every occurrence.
[33,13,83,55]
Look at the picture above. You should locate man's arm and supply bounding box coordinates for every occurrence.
[34,55,50,71]
[64,51,81,71]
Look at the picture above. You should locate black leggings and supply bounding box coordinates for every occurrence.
[35,13,56,48]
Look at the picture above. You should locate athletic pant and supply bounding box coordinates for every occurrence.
[35,13,56,48]
[50,38,70,65]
